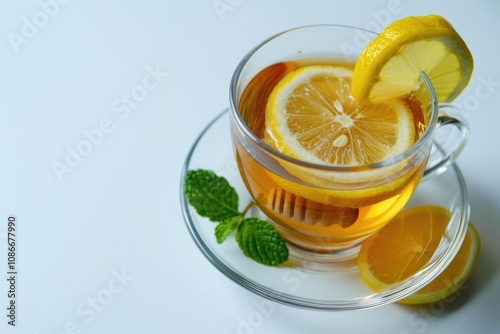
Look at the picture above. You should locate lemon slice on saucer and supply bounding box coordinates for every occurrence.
[351,14,474,102]
[357,206,481,304]
[399,222,481,304]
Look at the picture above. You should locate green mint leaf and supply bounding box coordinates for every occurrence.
[236,218,289,266]
[215,217,240,244]
[184,169,240,222]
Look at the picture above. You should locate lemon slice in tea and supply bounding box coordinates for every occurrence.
[265,66,414,166]
[264,65,416,207]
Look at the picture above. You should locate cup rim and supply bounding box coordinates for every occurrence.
[229,24,440,171]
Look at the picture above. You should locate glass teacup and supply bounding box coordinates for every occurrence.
[229,25,469,256]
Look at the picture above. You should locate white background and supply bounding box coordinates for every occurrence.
[1,0,500,333]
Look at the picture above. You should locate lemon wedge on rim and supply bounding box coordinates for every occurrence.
[351,14,474,103]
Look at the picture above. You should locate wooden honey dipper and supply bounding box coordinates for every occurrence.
[267,187,359,228]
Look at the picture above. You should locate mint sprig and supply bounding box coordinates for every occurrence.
[236,218,288,266]
[215,217,239,243]
[184,169,289,266]
[184,169,240,222]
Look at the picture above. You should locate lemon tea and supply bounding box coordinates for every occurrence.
[229,25,467,255]
[232,59,429,253]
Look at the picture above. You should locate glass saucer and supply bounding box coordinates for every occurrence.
[180,109,470,311]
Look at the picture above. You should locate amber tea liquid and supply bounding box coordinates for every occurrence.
[233,60,428,253]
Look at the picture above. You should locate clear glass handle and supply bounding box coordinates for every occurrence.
[423,103,469,180]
